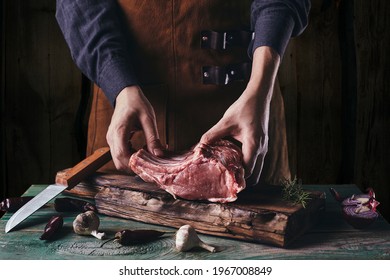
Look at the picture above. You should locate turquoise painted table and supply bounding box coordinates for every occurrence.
[0,184,389,259]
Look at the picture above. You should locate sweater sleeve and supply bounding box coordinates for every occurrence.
[250,0,311,58]
[55,0,138,106]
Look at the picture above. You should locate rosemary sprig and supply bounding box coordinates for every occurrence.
[281,176,311,208]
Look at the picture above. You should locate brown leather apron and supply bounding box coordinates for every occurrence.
[87,0,290,185]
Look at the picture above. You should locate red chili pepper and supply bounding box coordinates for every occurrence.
[115,229,165,245]
[40,215,64,240]
[54,197,97,213]
[0,196,34,212]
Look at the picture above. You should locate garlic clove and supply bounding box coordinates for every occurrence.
[175,225,216,253]
[90,230,105,240]
[73,211,106,239]
[197,240,217,253]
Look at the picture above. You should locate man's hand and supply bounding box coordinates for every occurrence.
[200,87,270,186]
[200,47,280,186]
[106,85,164,172]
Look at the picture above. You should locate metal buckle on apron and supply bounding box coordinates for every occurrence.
[202,62,252,85]
[201,30,254,50]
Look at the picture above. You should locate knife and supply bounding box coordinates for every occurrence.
[5,147,111,233]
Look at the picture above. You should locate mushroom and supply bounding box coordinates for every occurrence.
[73,210,106,239]
[175,225,216,253]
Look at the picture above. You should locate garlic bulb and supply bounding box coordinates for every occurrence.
[175,225,216,253]
[73,210,105,239]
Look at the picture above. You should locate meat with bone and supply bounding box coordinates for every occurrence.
[129,139,246,203]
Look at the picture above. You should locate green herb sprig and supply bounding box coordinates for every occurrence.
[281,176,311,208]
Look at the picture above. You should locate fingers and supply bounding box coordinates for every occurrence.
[106,86,165,173]
[107,128,134,172]
[200,121,230,145]
[201,120,269,186]
[242,135,268,185]
[108,111,163,173]
[139,112,164,157]
[106,112,137,172]
[246,153,266,186]
[241,138,259,178]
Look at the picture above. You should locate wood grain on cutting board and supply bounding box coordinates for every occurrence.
[58,171,326,247]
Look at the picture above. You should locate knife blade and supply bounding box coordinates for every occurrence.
[5,147,111,233]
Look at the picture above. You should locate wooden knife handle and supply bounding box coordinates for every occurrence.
[55,147,111,189]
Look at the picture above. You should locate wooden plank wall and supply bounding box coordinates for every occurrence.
[1,0,6,199]
[280,1,343,184]
[1,0,82,200]
[1,0,389,221]
[280,0,389,221]
[353,0,390,222]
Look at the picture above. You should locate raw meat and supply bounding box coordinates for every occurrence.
[129,139,246,203]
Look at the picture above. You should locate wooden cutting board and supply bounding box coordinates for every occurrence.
[57,170,325,248]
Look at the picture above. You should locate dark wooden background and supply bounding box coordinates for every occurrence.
[1,0,389,222]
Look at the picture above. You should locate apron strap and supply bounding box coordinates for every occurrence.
[202,62,252,85]
[201,30,254,50]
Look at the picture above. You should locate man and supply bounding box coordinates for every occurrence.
[56,0,310,186]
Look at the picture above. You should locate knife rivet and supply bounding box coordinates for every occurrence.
[202,36,208,41]
[203,72,209,78]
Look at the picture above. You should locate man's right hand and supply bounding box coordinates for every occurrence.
[106,85,164,172]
